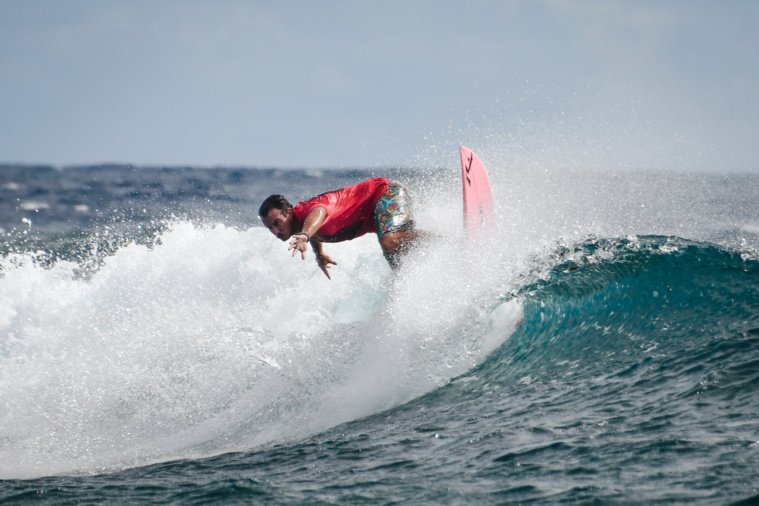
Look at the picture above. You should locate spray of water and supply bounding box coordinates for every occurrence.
[0,214,522,479]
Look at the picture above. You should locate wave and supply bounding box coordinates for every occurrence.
[0,221,520,479]
[477,236,759,384]
[1,225,757,480]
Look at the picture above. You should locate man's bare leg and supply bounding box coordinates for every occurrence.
[379,229,426,270]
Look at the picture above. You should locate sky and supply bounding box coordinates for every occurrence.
[1,0,758,171]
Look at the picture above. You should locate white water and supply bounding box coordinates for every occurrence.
[0,220,522,479]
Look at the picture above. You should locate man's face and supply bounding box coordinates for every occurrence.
[262,208,293,241]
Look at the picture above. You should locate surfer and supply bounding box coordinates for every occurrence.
[258,178,424,278]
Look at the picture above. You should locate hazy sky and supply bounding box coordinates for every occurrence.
[1,0,758,171]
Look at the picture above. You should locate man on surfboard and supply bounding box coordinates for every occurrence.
[258,178,423,278]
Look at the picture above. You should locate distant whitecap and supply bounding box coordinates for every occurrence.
[2,182,21,191]
[19,201,49,211]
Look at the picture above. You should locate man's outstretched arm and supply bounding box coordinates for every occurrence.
[287,206,337,279]
[288,207,327,259]
[310,240,338,279]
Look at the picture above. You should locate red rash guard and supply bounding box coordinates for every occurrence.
[292,178,390,243]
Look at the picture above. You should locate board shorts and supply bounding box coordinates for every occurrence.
[373,181,415,238]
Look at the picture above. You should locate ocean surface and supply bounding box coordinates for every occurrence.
[1,162,758,504]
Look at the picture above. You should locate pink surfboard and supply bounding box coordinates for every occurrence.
[460,146,495,238]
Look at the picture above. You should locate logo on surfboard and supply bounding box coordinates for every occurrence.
[464,152,474,188]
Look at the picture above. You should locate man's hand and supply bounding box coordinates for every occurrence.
[288,234,309,259]
[315,252,337,279]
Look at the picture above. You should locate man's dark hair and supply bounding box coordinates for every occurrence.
[258,194,292,218]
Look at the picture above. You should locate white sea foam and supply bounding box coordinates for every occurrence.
[0,220,522,479]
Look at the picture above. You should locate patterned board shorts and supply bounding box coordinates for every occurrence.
[373,181,416,238]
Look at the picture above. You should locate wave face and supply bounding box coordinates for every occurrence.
[499,235,759,385]
[1,167,759,503]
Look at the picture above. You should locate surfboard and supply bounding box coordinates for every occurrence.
[460,146,495,238]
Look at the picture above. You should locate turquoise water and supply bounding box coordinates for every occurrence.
[1,165,758,503]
